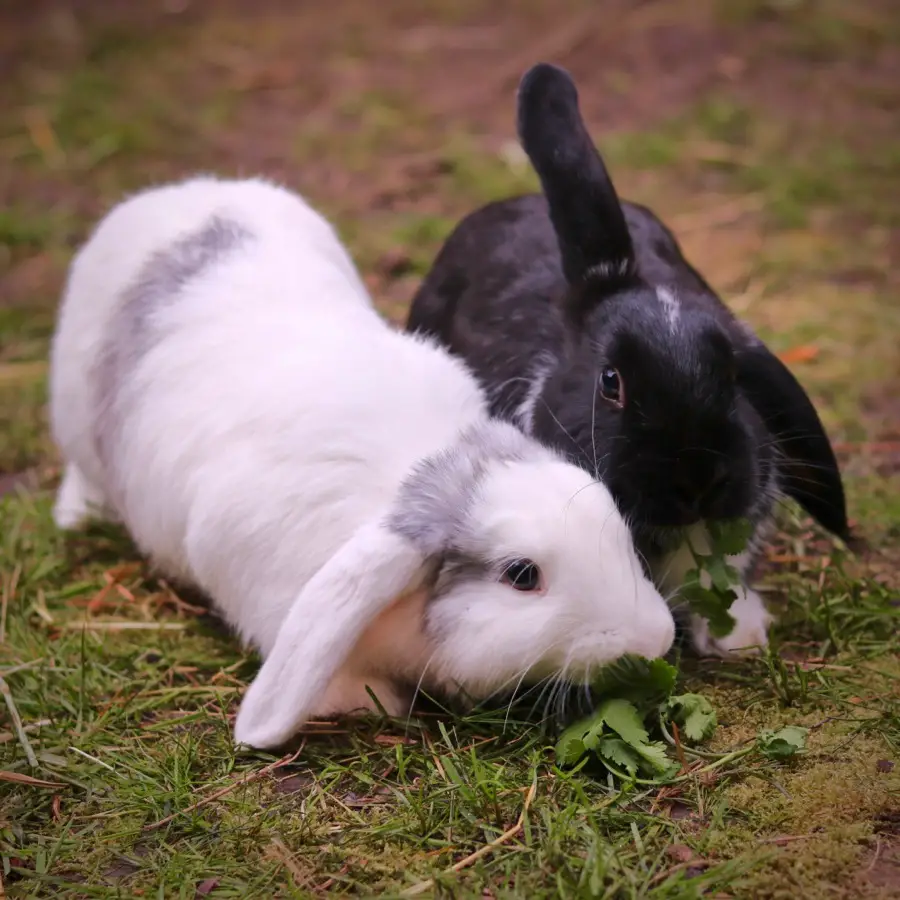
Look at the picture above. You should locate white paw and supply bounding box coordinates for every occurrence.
[690,587,773,658]
[52,465,111,530]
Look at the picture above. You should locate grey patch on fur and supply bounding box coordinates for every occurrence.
[433,551,493,597]
[388,418,546,557]
[92,215,251,473]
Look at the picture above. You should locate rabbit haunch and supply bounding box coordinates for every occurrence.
[49,175,675,750]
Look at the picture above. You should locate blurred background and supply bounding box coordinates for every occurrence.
[1,6,899,895]
[1,0,899,540]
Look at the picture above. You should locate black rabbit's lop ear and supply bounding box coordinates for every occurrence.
[736,343,850,541]
[517,63,636,293]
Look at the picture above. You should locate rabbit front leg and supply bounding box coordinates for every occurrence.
[652,525,771,658]
[53,464,117,530]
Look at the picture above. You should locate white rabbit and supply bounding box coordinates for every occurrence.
[49,174,676,750]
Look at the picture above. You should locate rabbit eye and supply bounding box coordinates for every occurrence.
[599,367,624,408]
[501,559,543,592]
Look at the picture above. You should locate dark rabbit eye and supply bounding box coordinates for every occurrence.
[501,559,543,592]
[599,367,624,408]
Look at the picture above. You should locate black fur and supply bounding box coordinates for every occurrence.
[407,62,848,552]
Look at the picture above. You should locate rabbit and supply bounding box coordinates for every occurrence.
[406,63,849,659]
[48,174,676,751]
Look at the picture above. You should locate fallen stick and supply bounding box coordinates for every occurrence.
[0,675,38,768]
[401,777,537,896]
[144,743,305,830]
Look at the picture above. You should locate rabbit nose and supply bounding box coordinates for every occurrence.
[673,476,703,517]
[698,462,732,512]
[672,461,729,522]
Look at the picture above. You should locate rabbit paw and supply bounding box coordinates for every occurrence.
[53,465,113,530]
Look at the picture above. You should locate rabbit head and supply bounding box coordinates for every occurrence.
[235,421,676,749]
[390,422,677,697]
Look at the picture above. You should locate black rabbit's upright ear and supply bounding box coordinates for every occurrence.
[736,343,850,541]
[517,63,636,294]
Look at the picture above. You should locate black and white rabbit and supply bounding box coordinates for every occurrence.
[49,174,676,750]
[406,63,849,658]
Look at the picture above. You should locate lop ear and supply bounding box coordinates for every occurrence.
[517,63,636,295]
[233,521,429,750]
[736,343,849,541]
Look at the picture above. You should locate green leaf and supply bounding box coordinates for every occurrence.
[591,655,678,707]
[557,657,686,777]
[681,581,738,638]
[667,694,718,743]
[634,739,677,775]
[598,698,650,747]
[757,725,808,760]
[707,518,754,557]
[706,555,739,593]
[597,736,640,776]
[556,730,588,766]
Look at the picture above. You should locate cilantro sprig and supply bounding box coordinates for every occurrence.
[555,655,807,782]
[681,518,755,638]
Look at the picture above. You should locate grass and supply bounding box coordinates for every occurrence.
[1,1,899,897]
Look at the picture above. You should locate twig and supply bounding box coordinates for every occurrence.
[0,718,51,744]
[671,722,690,776]
[59,621,188,632]
[401,774,537,896]
[23,107,65,168]
[758,833,817,845]
[0,659,44,679]
[268,836,310,887]
[867,837,883,872]
[0,770,65,789]
[315,862,353,892]
[0,675,38,768]
[144,743,305,830]
[0,563,20,644]
[648,858,710,887]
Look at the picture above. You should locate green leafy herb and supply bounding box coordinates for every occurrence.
[757,725,808,760]
[555,655,811,783]
[554,656,709,781]
[589,655,678,706]
[680,577,738,638]
[555,695,676,778]
[707,518,756,556]
[681,518,754,637]
[667,693,718,743]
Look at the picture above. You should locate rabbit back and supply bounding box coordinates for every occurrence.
[50,176,488,654]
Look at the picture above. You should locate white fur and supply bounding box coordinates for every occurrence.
[515,354,556,432]
[655,286,681,330]
[49,175,676,750]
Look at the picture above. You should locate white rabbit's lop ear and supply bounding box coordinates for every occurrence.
[233,521,429,750]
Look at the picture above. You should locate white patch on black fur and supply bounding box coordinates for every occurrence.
[515,354,556,433]
[584,258,633,282]
[656,286,680,330]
